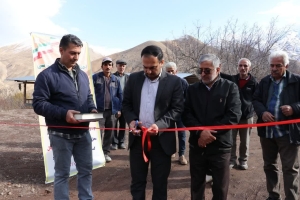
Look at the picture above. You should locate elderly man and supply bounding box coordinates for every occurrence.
[230,58,258,170]
[164,62,189,165]
[183,54,241,200]
[122,45,184,199]
[111,59,129,150]
[253,50,300,200]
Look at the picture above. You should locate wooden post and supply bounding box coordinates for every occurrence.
[24,82,27,104]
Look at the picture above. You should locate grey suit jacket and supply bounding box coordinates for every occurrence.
[122,70,184,155]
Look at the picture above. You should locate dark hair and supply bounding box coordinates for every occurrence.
[101,61,113,67]
[141,45,163,61]
[59,34,83,49]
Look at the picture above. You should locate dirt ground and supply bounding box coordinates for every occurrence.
[0,109,289,200]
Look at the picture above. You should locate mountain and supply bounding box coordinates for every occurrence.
[0,40,103,95]
[91,40,176,74]
[1,32,299,96]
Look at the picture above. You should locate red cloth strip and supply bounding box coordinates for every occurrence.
[1,118,300,131]
[141,126,149,162]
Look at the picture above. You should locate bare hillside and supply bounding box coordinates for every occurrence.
[92,40,177,73]
[0,41,102,94]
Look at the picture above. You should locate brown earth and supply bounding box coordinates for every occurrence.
[0,109,288,200]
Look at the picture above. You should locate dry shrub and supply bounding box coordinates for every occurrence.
[0,92,30,110]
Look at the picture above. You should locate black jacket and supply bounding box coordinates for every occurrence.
[252,70,300,144]
[232,73,258,119]
[33,59,96,135]
[122,71,184,155]
[220,72,233,82]
[183,77,242,154]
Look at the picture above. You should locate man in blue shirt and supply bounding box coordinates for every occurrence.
[253,50,300,200]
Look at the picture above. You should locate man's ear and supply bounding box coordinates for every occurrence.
[286,64,289,69]
[59,47,63,55]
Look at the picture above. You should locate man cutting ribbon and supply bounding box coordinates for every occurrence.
[122,45,184,200]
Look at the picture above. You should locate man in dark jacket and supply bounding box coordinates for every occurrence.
[183,54,241,200]
[33,34,97,200]
[92,57,122,162]
[253,50,300,200]
[122,45,184,200]
[111,59,129,150]
[164,61,189,165]
[230,58,258,170]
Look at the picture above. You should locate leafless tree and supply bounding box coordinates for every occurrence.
[165,17,294,80]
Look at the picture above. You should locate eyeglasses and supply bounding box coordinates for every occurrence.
[270,64,283,68]
[197,68,212,75]
[239,64,248,67]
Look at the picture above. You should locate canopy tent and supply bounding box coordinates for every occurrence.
[177,73,199,84]
[6,76,35,105]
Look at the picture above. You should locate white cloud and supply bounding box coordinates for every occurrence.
[0,0,67,46]
[259,1,300,24]
[89,45,123,56]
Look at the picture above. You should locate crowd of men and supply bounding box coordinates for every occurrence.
[32,34,300,200]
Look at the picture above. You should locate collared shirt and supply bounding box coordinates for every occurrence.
[104,76,112,109]
[58,60,78,91]
[139,72,161,128]
[266,72,288,138]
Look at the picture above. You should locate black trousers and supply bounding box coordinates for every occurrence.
[189,148,230,200]
[113,114,126,145]
[130,136,171,200]
[260,135,299,200]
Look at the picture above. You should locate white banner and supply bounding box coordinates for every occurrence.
[30,32,105,183]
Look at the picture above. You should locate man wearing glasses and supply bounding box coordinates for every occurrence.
[230,58,258,170]
[253,51,300,200]
[183,54,241,200]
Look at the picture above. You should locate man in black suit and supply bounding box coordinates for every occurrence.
[122,45,184,200]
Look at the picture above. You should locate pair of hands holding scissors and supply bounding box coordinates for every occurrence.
[129,120,159,136]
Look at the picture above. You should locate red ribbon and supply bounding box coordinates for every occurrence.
[3,118,300,163]
[141,126,151,162]
[2,118,300,131]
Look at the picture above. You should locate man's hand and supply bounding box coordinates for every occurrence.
[198,130,217,148]
[262,111,275,122]
[116,111,121,118]
[129,120,141,136]
[66,110,80,124]
[280,105,293,117]
[90,109,98,113]
[147,124,159,136]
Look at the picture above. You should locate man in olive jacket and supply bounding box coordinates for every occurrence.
[253,50,300,200]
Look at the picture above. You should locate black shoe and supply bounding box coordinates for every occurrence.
[266,197,282,200]
[118,143,126,149]
[110,144,118,150]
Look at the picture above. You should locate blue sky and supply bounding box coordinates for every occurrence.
[0,0,299,55]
